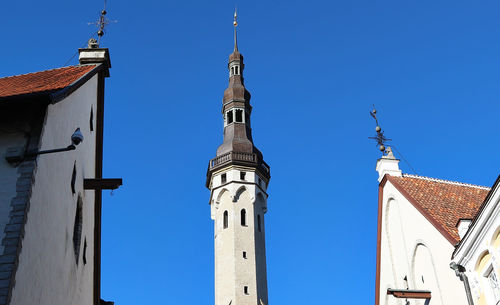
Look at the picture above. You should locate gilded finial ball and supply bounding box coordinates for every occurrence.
[372,109,377,114]
[379,145,385,152]
[101,10,107,15]
[98,30,104,36]
[233,21,238,26]
[375,126,381,132]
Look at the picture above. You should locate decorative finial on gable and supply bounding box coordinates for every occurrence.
[369,106,392,154]
[233,7,239,52]
[87,0,117,47]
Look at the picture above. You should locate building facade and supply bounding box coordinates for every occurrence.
[375,148,489,305]
[0,43,114,305]
[452,176,500,305]
[205,21,271,305]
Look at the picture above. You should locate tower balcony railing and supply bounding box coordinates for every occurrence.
[209,151,270,175]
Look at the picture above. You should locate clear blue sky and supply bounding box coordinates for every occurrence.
[2,1,500,304]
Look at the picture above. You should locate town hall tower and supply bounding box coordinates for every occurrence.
[206,12,271,305]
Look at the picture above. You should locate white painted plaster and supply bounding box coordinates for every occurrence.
[457,220,472,240]
[376,149,402,182]
[378,181,468,305]
[210,166,269,305]
[10,75,98,305]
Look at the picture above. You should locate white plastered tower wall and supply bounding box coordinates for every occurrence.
[209,166,269,305]
[376,151,468,305]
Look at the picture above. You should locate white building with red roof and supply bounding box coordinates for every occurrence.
[0,41,117,305]
[375,148,490,305]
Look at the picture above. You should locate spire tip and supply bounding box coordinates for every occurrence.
[233,8,238,52]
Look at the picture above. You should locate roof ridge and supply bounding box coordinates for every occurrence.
[401,174,490,190]
[0,64,95,81]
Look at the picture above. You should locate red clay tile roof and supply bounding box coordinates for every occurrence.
[387,174,490,244]
[0,65,97,99]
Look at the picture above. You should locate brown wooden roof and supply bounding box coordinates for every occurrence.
[387,174,490,244]
[0,65,97,99]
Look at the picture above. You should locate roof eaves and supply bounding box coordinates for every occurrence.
[50,64,102,104]
[0,64,101,104]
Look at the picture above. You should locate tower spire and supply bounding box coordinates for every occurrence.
[233,8,238,52]
[206,19,271,305]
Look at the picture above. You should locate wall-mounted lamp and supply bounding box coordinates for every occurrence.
[5,128,84,165]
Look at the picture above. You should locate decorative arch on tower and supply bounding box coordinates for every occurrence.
[255,192,267,212]
[216,188,231,205]
[233,185,248,202]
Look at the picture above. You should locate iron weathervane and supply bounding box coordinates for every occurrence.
[369,106,391,153]
[88,0,117,45]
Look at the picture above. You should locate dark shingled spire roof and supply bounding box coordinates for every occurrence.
[205,15,270,187]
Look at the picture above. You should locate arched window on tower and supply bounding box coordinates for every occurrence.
[223,211,228,229]
[241,209,246,226]
[227,111,233,124]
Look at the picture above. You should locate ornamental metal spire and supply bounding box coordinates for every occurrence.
[88,0,117,46]
[369,106,392,153]
[233,8,238,51]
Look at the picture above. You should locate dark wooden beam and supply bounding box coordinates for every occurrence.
[84,178,122,190]
[387,289,431,299]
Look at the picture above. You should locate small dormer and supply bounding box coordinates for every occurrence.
[456,219,472,240]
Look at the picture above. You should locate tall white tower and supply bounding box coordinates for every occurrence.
[206,12,271,305]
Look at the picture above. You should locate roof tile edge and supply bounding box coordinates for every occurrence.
[401,174,490,190]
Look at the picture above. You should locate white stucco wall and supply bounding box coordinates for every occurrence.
[453,180,500,305]
[10,74,98,305]
[0,131,27,254]
[379,181,468,305]
[210,166,269,305]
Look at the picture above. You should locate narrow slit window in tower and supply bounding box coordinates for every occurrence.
[231,66,235,76]
[221,174,227,184]
[223,211,228,229]
[241,209,246,226]
[227,111,233,124]
[240,171,246,180]
[244,286,249,295]
[258,214,261,232]
[235,109,243,122]
[235,65,239,75]
[243,251,247,259]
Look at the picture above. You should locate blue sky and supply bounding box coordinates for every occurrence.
[2,1,500,304]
